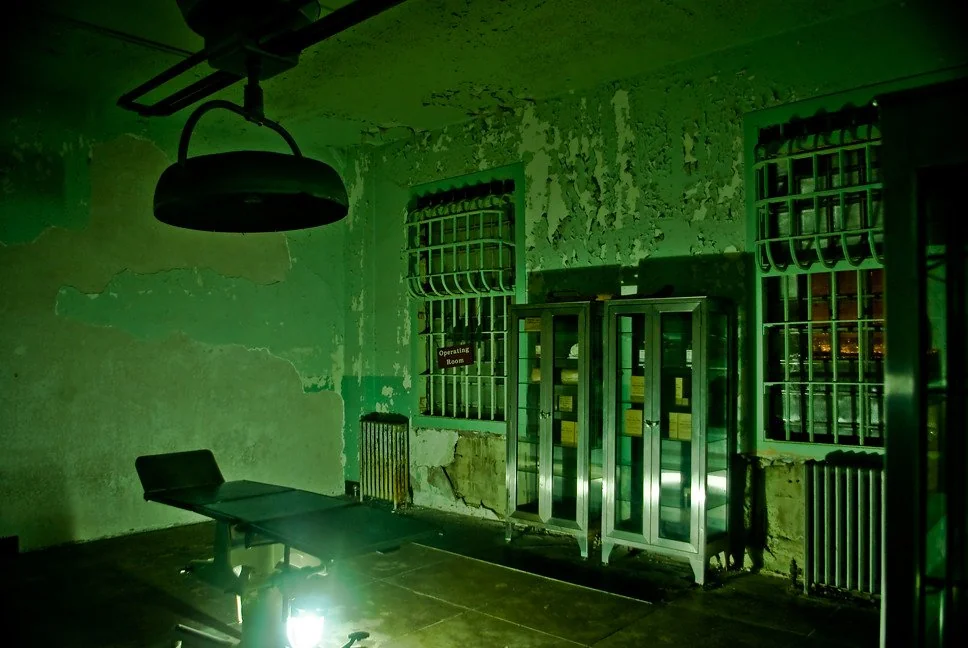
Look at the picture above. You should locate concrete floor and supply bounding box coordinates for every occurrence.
[8,508,880,647]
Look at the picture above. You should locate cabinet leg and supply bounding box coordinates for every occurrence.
[601,540,615,565]
[689,556,706,586]
[504,521,513,544]
[577,534,589,560]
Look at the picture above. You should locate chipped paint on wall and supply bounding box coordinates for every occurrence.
[55,264,344,393]
[345,153,370,231]
[517,104,553,256]
[1,133,345,549]
[1,121,92,244]
[329,10,968,571]
[409,428,504,518]
[611,88,639,233]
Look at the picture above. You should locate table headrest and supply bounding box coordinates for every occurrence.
[135,449,225,495]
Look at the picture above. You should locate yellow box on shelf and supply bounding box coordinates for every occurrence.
[561,420,578,447]
[624,408,643,437]
[669,411,692,440]
[674,377,690,407]
[524,317,542,332]
[630,375,645,403]
[560,369,580,384]
[558,394,574,413]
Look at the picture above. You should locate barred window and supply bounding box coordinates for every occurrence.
[406,180,517,422]
[753,104,886,448]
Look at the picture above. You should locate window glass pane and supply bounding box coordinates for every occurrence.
[551,314,580,521]
[762,269,884,447]
[658,311,693,544]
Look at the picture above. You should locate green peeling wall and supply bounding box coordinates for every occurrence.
[3,0,965,566]
[342,2,968,569]
[0,97,349,551]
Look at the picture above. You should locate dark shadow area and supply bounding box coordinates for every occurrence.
[404,506,697,603]
[10,521,239,647]
[6,510,881,648]
[744,458,768,572]
[5,462,76,552]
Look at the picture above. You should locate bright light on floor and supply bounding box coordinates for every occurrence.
[286,610,325,648]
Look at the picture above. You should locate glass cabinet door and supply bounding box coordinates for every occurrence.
[612,313,649,535]
[514,315,542,516]
[654,309,695,546]
[706,310,730,541]
[551,313,581,522]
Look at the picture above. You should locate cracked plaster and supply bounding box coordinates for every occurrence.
[1,132,346,549]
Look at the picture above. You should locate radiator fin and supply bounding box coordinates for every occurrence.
[804,458,884,596]
[360,414,410,508]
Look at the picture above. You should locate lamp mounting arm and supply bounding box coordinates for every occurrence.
[243,55,265,121]
[177,98,303,164]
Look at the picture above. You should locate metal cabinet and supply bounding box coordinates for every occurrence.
[505,301,603,558]
[601,297,734,584]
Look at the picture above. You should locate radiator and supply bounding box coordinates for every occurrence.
[803,457,885,596]
[359,414,411,508]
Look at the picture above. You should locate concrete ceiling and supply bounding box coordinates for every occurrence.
[5,0,895,146]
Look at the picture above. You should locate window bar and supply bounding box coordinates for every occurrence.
[428,218,442,297]
[440,215,454,296]
[790,198,810,270]
[497,210,506,291]
[439,299,447,417]
[490,295,498,421]
[451,296,458,417]
[836,147,850,267]
[807,274,815,443]
[424,301,432,415]
[480,209,487,294]
[475,296,482,420]
[812,152,823,267]
[463,295,470,419]
[445,216,458,296]
[865,142,877,261]
[831,271,839,445]
[783,277,792,441]
[460,210,472,294]
[858,270,868,446]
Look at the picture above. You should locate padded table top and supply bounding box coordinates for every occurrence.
[136,451,434,562]
[147,480,350,524]
[245,503,435,562]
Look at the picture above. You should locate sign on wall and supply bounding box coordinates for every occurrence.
[437,344,475,368]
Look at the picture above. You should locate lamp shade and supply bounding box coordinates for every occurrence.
[154,150,348,233]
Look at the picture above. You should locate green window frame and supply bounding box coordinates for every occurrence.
[749,100,887,455]
[744,71,966,458]
[407,165,527,433]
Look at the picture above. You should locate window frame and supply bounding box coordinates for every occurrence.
[744,69,963,459]
[408,163,527,433]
